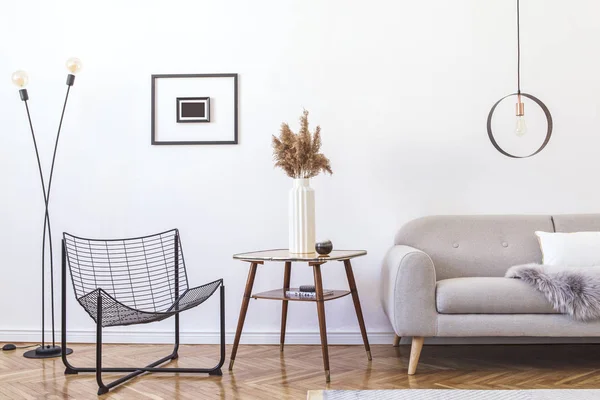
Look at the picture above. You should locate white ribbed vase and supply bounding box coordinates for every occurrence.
[289,178,315,255]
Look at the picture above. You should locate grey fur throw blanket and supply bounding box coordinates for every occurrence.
[505,264,600,321]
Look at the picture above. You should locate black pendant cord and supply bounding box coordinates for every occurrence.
[517,0,521,94]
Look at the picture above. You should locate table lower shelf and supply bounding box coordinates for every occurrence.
[252,288,351,302]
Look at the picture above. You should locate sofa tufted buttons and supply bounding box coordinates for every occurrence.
[502,242,508,248]
[452,243,459,248]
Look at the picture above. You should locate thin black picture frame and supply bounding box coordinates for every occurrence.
[151,73,238,145]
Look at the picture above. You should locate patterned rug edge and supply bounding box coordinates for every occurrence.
[307,390,323,400]
[307,389,600,400]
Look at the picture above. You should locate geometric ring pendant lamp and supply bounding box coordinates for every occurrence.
[487,0,553,158]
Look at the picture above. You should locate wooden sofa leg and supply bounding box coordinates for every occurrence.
[408,336,424,375]
[393,335,401,347]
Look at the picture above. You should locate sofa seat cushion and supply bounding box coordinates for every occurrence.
[436,277,558,314]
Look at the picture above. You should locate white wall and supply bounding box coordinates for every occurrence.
[1,0,600,344]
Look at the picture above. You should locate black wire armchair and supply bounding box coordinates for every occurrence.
[61,229,225,395]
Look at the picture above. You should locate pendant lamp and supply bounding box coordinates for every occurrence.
[487,0,553,158]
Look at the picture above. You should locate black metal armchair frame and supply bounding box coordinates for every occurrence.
[60,229,225,395]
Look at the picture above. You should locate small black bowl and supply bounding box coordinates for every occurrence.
[315,240,333,256]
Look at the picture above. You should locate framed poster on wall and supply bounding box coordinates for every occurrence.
[151,73,238,145]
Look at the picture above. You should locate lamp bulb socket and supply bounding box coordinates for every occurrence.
[516,102,525,117]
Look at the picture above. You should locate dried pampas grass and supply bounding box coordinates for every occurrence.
[272,110,333,179]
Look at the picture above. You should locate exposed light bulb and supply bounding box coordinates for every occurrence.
[11,70,29,88]
[515,99,526,137]
[65,57,82,74]
[515,115,527,137]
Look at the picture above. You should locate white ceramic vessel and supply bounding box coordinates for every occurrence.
[288,178,315,254]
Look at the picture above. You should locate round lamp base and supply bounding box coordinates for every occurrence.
[23,345,73,359]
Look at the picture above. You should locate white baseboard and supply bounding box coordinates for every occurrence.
[0,329,394,345]
[2,329,600,345]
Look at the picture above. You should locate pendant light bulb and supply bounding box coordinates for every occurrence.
[515,99,526,137]
[515,115,527,137]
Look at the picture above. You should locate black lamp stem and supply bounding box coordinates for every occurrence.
[23,99,49,348]
[46,84,72,346]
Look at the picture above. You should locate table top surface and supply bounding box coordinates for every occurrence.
[232,249,367,262]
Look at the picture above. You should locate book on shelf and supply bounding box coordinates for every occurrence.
[285,289,334,298]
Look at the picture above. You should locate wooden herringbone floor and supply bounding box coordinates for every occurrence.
[1,343,600,399]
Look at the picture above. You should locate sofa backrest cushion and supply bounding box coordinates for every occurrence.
[552,214,600,232]
[394,215,553,280]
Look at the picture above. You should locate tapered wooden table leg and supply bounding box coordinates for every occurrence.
[229,262,259,371]
[280,262,292,352]
[312,263,330,383]
[344,259,372,361]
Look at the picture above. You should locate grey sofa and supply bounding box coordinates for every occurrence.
[381,214,600,375]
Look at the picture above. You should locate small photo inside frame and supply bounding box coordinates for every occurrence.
[151,74,238,145]
[177,97,210,123]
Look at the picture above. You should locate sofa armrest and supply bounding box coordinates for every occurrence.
[381,245,438,337]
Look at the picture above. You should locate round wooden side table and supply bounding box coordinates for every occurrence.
[229,249,371,383]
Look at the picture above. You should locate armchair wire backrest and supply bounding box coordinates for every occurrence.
[63,229,189,313]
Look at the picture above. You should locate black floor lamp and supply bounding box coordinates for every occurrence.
[11,58,82,359]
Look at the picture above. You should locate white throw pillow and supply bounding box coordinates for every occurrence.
[535,231,600,267]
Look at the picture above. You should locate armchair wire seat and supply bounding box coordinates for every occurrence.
[77,280,222,327]
[60,229,225,395]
